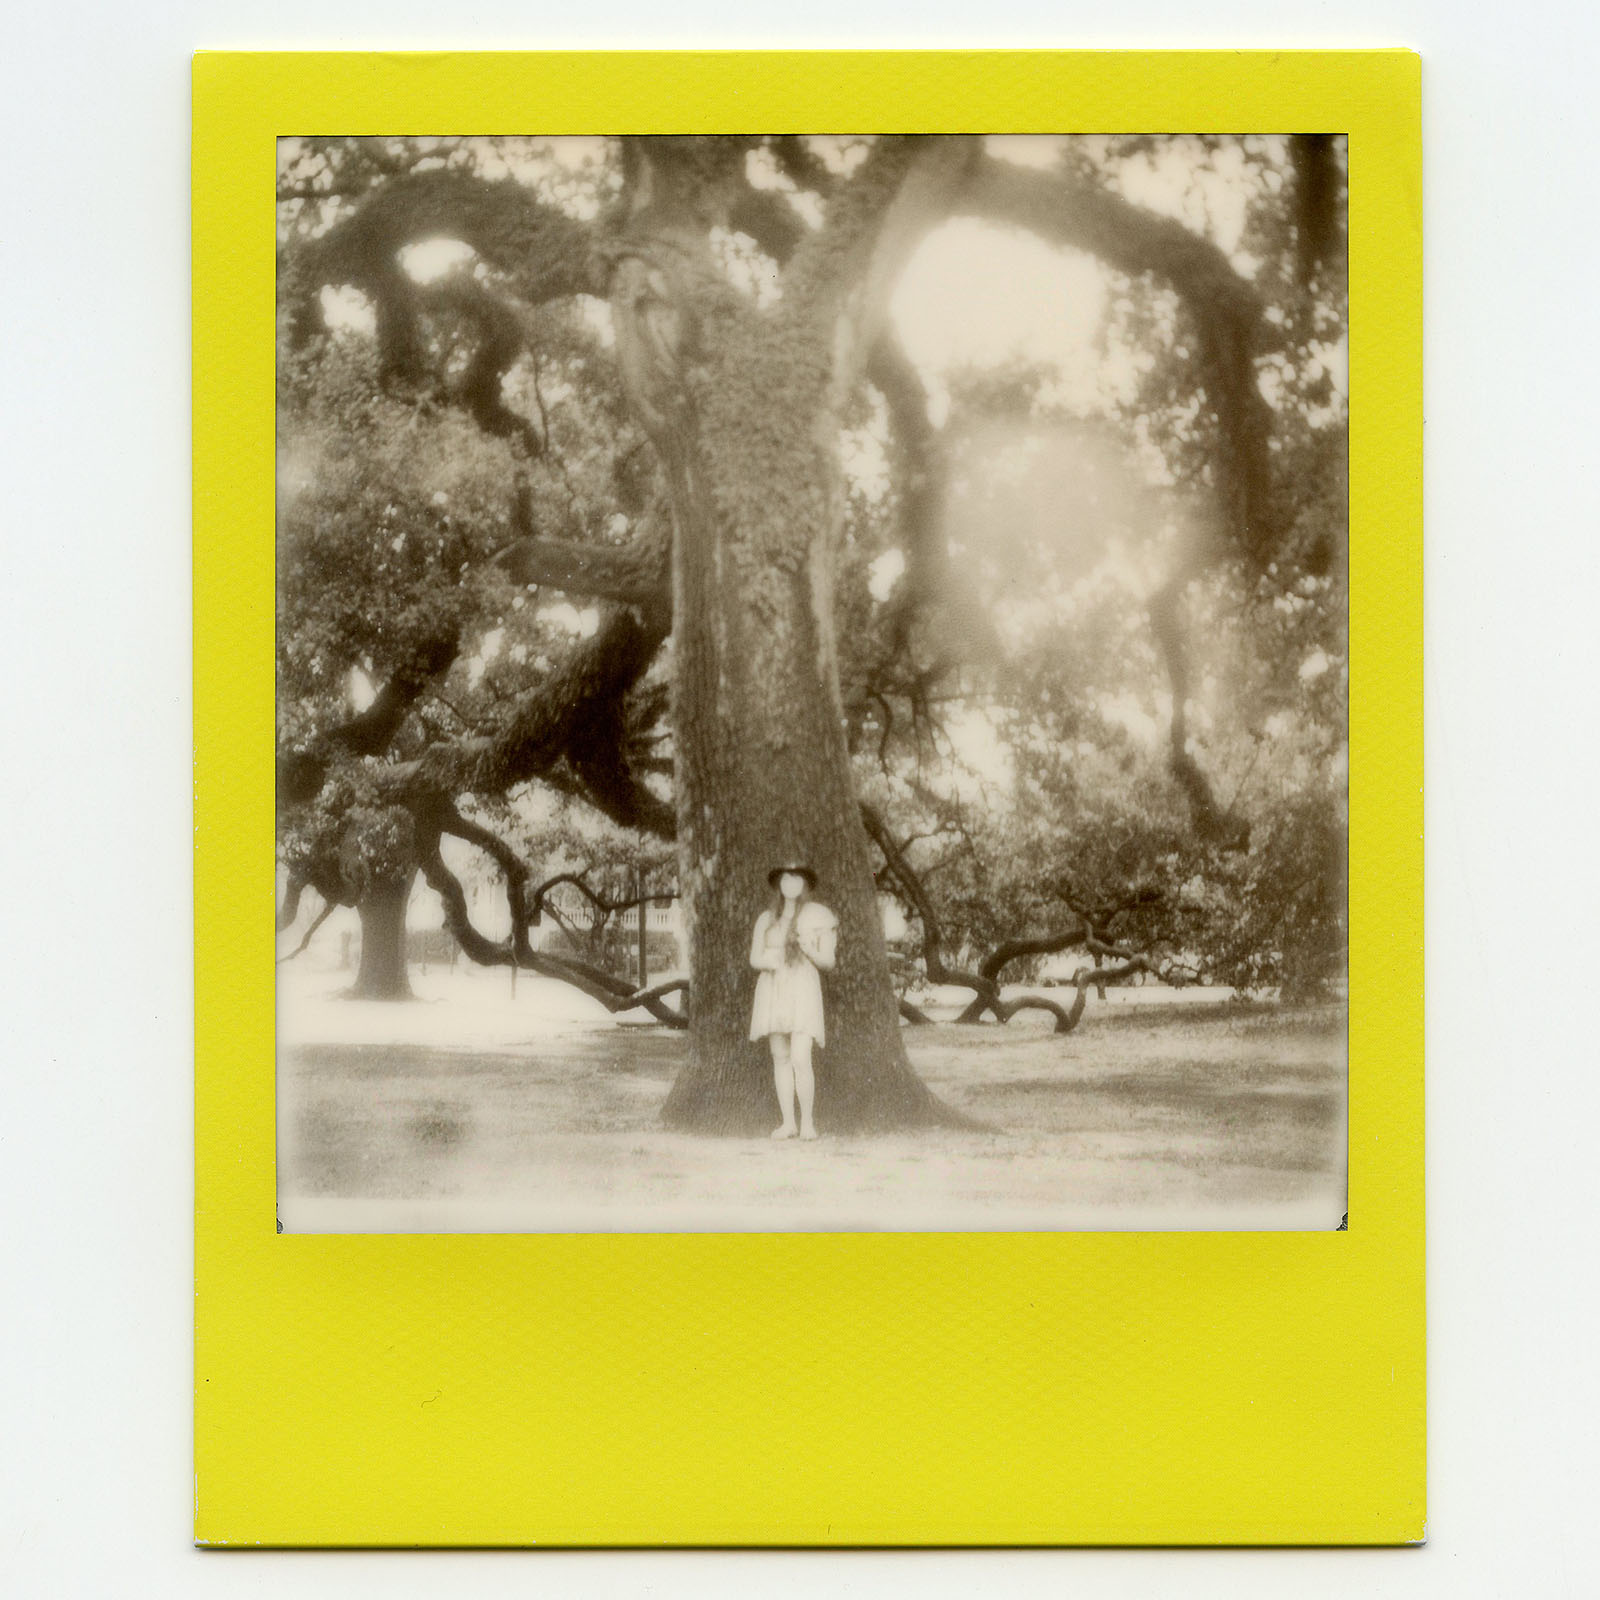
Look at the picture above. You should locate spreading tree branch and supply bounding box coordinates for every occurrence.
[415,274,544,452]
[288,168,602,347]
[529,871,677,922]
[952,926,1094,1024]
[768,136,842,200]
[1290,135,1344,291]
[860,800,1000,1005]
[727,185,810,264]
[276,874,306,932]
[866,332,952,639]
[866,802,1199,1032]
[493,506,671,608]
[1149,565,1251,849]
[416,818,687,1025]
[276,897,335,964]
[783,136,983,405]
[293,600,671,838]
[956,156,1278,562]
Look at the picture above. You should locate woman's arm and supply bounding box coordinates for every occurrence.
[750,913,781,971]
[798,909,837,972]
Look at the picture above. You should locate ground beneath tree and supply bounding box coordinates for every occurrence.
[277,966,1345,1231]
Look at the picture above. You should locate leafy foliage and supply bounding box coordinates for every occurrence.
[277,133,1348,1010]
[839,137,1348,998]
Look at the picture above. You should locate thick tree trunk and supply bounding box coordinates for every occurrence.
[604,138,980,1135]
[348,872,415,1000]
[653,328,965,1135]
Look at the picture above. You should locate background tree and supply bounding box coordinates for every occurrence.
[831,137,1347,1022]
[277,139,677,1009]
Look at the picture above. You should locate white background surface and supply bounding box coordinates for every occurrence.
[2,2,1593,1594]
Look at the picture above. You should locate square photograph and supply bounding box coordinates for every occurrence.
[273,132,1349,1233]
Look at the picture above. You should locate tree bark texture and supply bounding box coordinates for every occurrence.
[655,393,960,1133]
[348,872,415,999]
[608,148,975,1133]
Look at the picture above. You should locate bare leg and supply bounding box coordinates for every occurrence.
[768,1035,797,1138]
[791,1033,818,1139]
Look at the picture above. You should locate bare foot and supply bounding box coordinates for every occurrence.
[799,1127,819,1141]
[771,1125,797,1140]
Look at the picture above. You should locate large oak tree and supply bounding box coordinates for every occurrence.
[277,133,1341,1133]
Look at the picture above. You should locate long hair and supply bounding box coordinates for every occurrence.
[766,878,814,922]
[766,875,815,961]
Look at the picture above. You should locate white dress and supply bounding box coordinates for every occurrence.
[749,902,837,1045]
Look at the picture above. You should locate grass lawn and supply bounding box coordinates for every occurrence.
[277,981,1345,1232]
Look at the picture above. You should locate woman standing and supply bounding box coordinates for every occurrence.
[749,864,837,1140]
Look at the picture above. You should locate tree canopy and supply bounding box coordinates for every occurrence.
[276,133,1347,1130]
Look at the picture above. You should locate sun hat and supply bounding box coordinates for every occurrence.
[767,862,818,889]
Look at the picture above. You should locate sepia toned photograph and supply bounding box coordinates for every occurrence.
[274,132,1348,1232]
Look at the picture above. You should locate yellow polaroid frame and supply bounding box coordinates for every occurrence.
[195,50,1422,1545]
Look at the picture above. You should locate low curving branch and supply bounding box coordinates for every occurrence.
[867,802,1201,1032]
[416,820,687,1026]
[860,801,999,1006]
[989,954,1196,1035]
[330,601,673,836]
[991,992,1086,1034]
[953,926,1091,1024]
[528,871,677,922]
[276,897,335,965]
[276,874,306,933]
